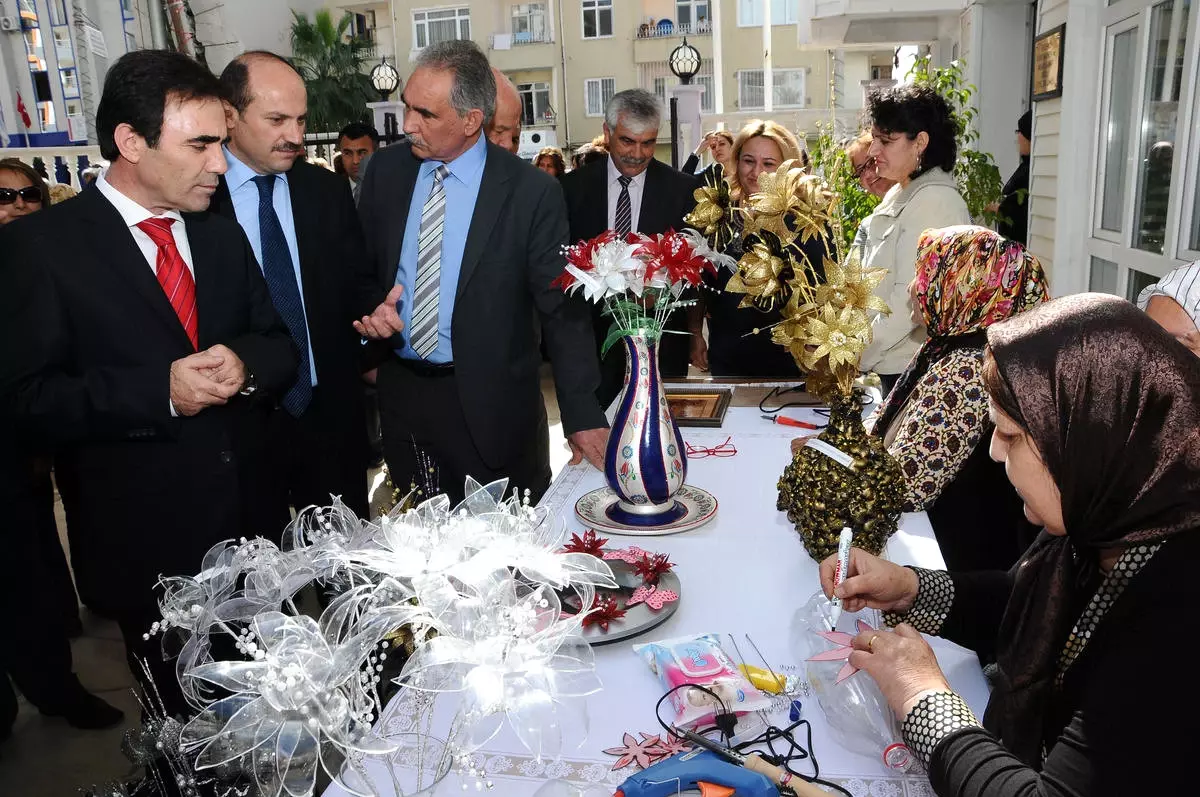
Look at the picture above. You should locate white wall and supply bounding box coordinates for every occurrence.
[193,0,328,75]
[965,1,1033,181]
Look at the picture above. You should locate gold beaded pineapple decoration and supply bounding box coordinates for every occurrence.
[691,158,905,561]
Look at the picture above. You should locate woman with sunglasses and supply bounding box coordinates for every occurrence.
[0,158,122,741]
[0,158,50,225]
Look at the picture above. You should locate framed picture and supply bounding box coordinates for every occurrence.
[666,388,733,427]
[1031,24,1065,101]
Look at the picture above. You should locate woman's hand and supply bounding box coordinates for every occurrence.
[819,547,919,613]
[849,624,951,717]
[789,435,814,456]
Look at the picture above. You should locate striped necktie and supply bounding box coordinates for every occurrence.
[614,174,632,236]
[135,217,198,350]
[410,165,450,360]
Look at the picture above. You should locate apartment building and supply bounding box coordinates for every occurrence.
[335,0,896,161]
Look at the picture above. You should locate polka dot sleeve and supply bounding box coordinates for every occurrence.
[882,567,954,635]
[902,691,982,769]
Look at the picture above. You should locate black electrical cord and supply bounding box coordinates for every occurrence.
[759,384,822,414]
[651,683,854,797]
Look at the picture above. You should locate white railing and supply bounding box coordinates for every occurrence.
[0,145,107,185]
[636,20,712,39]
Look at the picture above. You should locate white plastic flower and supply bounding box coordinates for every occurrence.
[563,239,645,302]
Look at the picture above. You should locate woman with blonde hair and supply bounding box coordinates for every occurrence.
[690,120,828,377]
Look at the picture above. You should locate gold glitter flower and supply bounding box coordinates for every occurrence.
[744,160,837,248]
[802,304,869,372]
[727,230,793,310]
[808,249,890,316]
[684,164,737,252]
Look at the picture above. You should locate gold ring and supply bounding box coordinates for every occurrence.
[868,634,880,652]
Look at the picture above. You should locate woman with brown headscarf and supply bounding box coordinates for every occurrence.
[817,294,1199,795]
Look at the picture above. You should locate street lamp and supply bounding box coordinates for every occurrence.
[370,57,400,101]
[369,57,402,144]
[667,38,702,167]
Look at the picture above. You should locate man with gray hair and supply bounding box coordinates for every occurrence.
[354,39,608,503]
[561,88,699,407]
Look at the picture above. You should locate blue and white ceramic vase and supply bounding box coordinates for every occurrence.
[603,334,688,526]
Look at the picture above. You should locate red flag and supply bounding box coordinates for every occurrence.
[16,92,32,129]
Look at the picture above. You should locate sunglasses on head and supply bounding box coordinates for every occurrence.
[0,186,42,205]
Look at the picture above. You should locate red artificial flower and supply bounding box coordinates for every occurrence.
[639,229,717,289]
[582,594,627,632]
[561,529,609,557]
[631,552,674,585]
[603,732,663,771]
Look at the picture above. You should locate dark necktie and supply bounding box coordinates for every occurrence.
[135,217,198,350]
[614,174,632,236]
[253,174,312,417]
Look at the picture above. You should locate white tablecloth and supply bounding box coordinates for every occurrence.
[327,394,989,797]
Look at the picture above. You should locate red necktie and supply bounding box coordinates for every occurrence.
[136,217,198,350]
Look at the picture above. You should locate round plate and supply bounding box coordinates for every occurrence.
[575,485,718,536]
[562,562,683,646]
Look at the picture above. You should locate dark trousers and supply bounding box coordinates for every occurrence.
[1,466,81,712]
[377,358,552,506]
[265,385,370,529]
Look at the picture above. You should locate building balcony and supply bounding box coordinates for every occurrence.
[799,0,967,48]
[633,23,713,64]
[488,32,558,71]
[635,19,712,39]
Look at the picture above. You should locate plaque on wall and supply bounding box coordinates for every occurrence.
[1032,24,1066,101]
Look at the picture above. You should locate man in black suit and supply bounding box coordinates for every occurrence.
[354,40,607,504]
[212,51,370,521]
[560,89,699,408]
[0,50,296,714]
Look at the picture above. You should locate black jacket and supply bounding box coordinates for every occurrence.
[0,187,297,613]
[356,139,606,468]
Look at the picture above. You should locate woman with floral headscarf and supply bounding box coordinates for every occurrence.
[817,293,1200,796]
[870,225,1048,571]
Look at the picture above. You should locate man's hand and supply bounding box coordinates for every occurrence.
[689,335,709,371]
[354,285,405,340]
[170,351,240,416]
[202,344,247,392]
[567,427,608,470]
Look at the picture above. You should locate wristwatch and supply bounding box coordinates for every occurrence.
[239,373,257,396]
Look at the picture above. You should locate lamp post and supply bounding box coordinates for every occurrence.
[668,38,702,169]
[369,57,402,144]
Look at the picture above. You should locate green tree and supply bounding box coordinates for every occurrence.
[289,10,376,135]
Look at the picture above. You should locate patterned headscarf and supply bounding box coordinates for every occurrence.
[982,294,1200,765]
[874,226,1048,435]
[913,225,1048,338]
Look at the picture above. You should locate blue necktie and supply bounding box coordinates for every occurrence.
[254,174,312,416]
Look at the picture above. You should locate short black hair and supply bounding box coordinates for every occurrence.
[219,50,302,114]
[97,50,225,161]
[866,83,958,178]
[338,122,380,147]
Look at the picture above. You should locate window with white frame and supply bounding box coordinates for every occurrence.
[413,8,471,50]
[677,0,710,31]
[737,0,800,27]
[512,3,548,42]
[585,77,615,116]
[582,0,613,39]
[1087,0,1198,298]
[737,68,806,109]
[518,81,551,126]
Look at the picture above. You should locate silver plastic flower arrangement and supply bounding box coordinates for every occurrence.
[116,478,617,797]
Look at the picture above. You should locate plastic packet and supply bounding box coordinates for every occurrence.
[789,590,915,772]
[633,633,772,728]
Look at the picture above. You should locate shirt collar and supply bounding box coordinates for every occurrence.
[95,173,183,228]
[421,133,488,184]
[223,145,290,195]
[608,156,648,188]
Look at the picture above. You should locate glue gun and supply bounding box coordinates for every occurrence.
[613,749,776,797]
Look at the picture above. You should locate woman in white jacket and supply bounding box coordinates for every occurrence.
[857,84,970,391]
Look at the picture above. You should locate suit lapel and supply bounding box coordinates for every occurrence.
[385,161,420,286]
[455,145,514,301]
[286,169,322,316]
[640,160,665,234]
[210,176,235,221]
[79,189,193,350]
[184,212,220,349]
[590,159,608,235]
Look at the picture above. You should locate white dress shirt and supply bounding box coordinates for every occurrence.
[95,173,195,276]
[606,156,647,232]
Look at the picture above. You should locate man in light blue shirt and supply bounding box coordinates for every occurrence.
[393,131,486,363]
[214,50,371,519]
